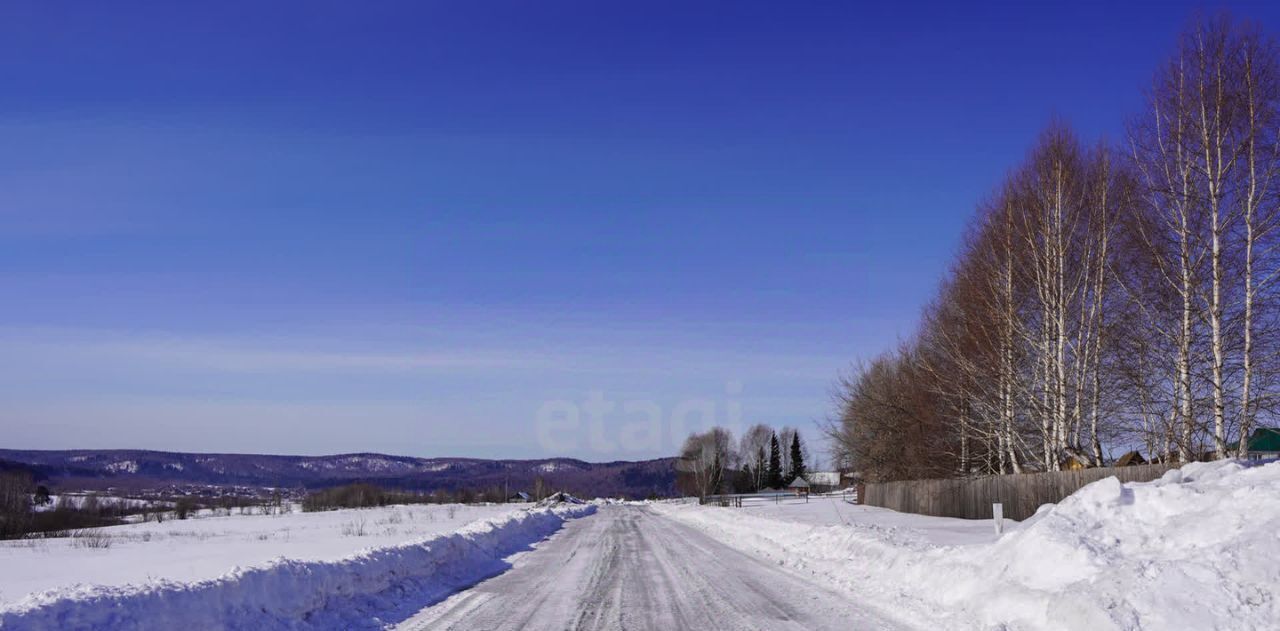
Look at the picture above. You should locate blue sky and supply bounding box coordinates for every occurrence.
[3,1,1278,460]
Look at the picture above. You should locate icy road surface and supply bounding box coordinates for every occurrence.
[397,504,907,631]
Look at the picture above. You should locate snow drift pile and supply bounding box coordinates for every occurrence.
[655,459,1280,631]
[0,504,595,630]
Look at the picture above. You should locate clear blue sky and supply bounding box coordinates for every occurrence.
[3,1,1277,461]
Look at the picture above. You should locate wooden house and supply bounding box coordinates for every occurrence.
[787,477,811,497]
[1114,451,1146,467]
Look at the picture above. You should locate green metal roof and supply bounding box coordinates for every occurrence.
[1230,427,1280,453]
[1249,428,1280,452]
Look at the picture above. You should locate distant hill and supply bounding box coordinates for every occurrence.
[0,449,677,499]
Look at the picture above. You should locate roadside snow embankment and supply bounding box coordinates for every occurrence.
[0,503,518,602]
[654,459,1280,630]
[0,504,595,630]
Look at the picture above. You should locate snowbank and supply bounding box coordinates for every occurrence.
[0,504,595,630]
[0,503,517,604]
[654,459,1280,630]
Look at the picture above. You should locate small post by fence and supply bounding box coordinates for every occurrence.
[992,503,1004,535]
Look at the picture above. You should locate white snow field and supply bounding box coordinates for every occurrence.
[0,503,595,630]
[0,503,517,606]
[654,458,1280,631]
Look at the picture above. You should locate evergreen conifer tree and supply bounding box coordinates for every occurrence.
[767,432,783,488]
[789,432,806,483]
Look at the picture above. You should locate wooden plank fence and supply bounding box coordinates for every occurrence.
[860,463,1176,521]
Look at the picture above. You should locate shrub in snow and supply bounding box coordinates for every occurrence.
[340,517,368,537]
[68,529,112,550]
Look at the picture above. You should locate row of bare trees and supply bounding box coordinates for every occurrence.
[677,425,811,498]
[829,15,1280,481]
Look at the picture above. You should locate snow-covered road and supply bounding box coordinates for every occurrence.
[397,504,908,631]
